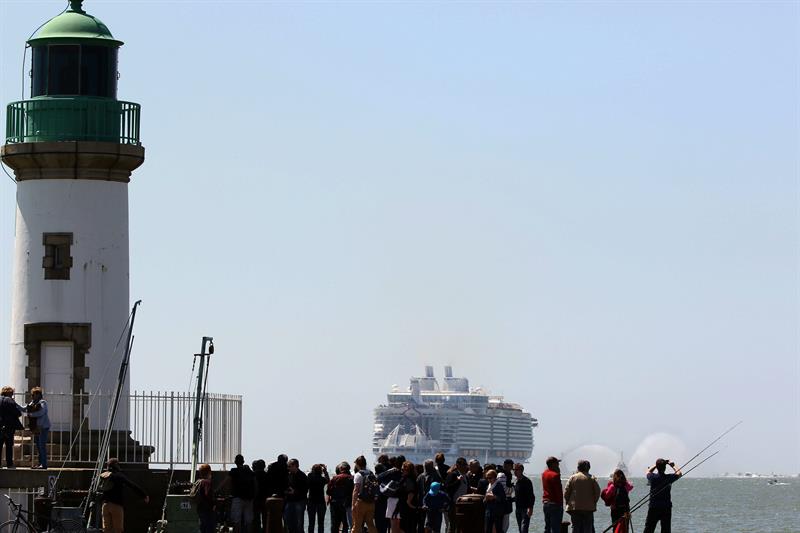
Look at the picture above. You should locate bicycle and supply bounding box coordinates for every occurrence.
[0,494,85,533]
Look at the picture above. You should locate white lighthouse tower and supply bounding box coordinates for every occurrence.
[2,1,143,433]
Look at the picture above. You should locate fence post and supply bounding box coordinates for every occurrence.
[170,392,175,468]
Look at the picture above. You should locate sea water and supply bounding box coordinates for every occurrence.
[314,477,800,533]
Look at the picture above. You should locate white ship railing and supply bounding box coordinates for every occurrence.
[12,391,242,467]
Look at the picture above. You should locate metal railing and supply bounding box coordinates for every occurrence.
[13,391,241,467]
[5,98,141,145]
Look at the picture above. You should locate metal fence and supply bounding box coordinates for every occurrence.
[14,391,241,468]
[5,98,141,145]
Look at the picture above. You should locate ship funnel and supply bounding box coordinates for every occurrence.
[410,378,421,403]
[425,366,434,378]
[444,366,453,378]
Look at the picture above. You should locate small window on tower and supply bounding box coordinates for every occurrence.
[42,233,73,280]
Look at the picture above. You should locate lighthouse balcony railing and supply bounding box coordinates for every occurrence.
[12,390,241,468]
[5,98,141,145]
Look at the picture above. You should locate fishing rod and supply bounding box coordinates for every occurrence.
[601,449,722,533]
[629,450,721,516]
[625,421,742,513]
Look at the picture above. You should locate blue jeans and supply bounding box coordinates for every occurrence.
[285,501,307,533]
[36,429,48,468]
[542,503,563,533]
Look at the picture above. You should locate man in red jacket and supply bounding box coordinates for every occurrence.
[541,457,563,533]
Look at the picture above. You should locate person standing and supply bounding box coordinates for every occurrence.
[541,457,563,533]
[328,462,354,533]
[421,482,450,533]
[642,459,682,533]
[308,464,330,533]
[378,458,403,533]
[195,463,216,533]
[253,459,269,533]
[99,458,149,533]
[285,459,309,533]
[563,460,600,533]
[500,460,515,533]
[434,454,449,484]
[482,470,505,533]
[601,469,633,531]
[352,456,378,533]
[374,457,391,533]
[417,461,441,533]
[267,454,290,499]
[0,386,23,469]
[227,454,256,533]
[443,458,469,533]
[466,461,483,493]
[24,387,50,469]
[399,461,419,533]
[512,464,534,533]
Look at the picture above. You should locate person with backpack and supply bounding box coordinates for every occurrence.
[308,464,330,533]
[99,458,149,533]
[328,462,354,533]
[193,463,216,533]
[601,469,633,532]
[352,455,379,533]
[285,458,309,533]
[421,482,450,533]
[225,454,256,533]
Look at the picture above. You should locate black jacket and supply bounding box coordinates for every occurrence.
[101,470,147,505]
[514,475,535,510]
[286,470,308,502]
[0,397,22,430]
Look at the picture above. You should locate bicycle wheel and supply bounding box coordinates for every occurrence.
[0,520,31,533]
[50,519,86,533]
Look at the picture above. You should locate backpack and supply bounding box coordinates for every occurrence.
[99,471,115,492]
[601,484,613,507]
[358,470,380,502]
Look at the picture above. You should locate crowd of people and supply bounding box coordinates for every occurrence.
[197,452,682,533]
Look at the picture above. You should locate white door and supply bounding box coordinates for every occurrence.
[41,342,73,431]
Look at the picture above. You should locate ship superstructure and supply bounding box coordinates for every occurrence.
[373,366,537,465]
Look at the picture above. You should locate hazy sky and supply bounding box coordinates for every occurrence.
[0,0,798,476]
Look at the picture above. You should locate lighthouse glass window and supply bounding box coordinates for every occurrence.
[42,233,73,280]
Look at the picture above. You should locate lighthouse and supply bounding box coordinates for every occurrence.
[1,1,143,432]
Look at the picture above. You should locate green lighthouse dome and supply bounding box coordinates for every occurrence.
[28,1,123,47]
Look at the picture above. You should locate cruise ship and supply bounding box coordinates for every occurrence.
[372,366,537,465]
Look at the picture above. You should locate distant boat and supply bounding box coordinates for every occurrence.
[610,452,630,478]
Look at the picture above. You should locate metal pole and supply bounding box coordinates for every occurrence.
[190,336,212,483]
